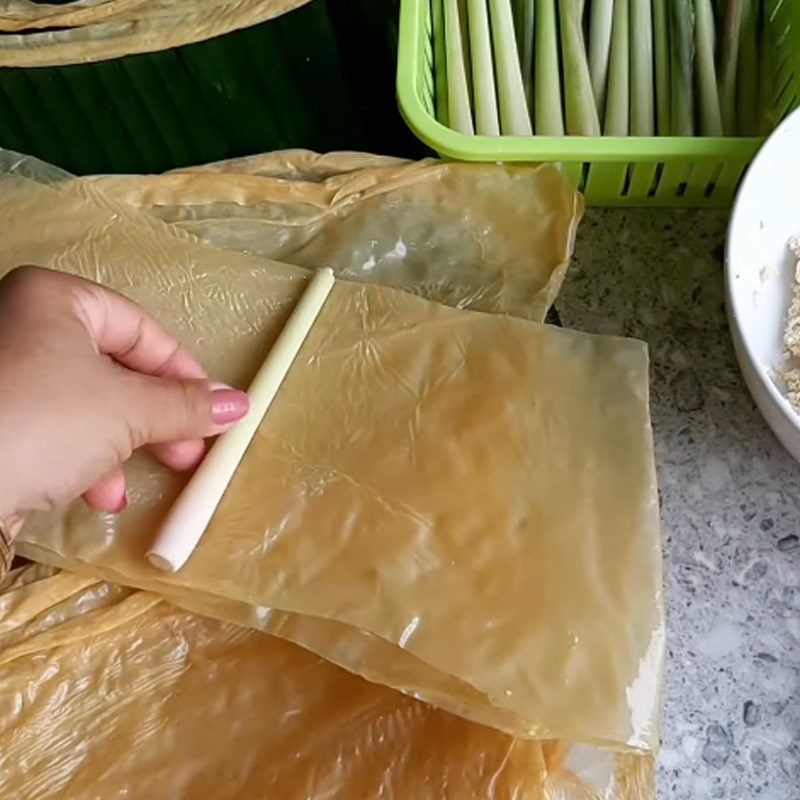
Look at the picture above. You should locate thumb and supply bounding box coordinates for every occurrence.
[125,376,250,446]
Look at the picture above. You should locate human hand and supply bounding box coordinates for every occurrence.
[0,266,250,539]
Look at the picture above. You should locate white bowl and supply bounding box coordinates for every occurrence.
[726,107,800,462]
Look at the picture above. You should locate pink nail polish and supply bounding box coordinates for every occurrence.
[211,389,250,425]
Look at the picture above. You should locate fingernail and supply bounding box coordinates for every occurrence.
[211,389,250,425]
[113,494,128,514]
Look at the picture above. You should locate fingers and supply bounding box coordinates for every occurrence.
[85,381,247,511]
[146,380,237,470]
[5,268,249,474]
[0,268,206,382]
[125,376,250,448]
[74,279,207,380]
[71,273,225,468]
[150,439,207,472]
[76,278,251,469]
[83,465,127,513]
[77,277,222,467]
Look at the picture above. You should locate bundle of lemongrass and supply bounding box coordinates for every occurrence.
[436,0,766,136]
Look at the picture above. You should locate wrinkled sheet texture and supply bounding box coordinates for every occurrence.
[0,151,663,798]
[0,0,312,67]
[90,150,581,323]
[0,565,653,800]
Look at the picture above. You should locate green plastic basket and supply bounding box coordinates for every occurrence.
[397,0,800,207]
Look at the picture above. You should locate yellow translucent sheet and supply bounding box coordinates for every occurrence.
[0,155,662,767]
[0,565,652,800]
[0,0,312,67]
[89,150,582,322]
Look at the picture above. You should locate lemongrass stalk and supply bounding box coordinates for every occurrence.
[669,0,695,135]
[588,0,614,117]
[695,0,723,134]
[512,0,536,105]
[652,0,671,133]
[444,0,475,133]
[736,0,759,134]
[631,0,655,134]
[489,0,534,133]
[534,0,565,133]
[718,0,743,134]
[559,0,601,134]
[147,269,336,574]
[604,0,629,134]
[467,0,501,134]
[433,0,450,126]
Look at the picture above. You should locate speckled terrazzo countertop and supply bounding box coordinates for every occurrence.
[557,210,799,800]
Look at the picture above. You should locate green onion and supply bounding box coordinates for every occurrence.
[444,0,475,134]
[433,0,450,127]
[444,0,759,140]
[604,0,629,134]
[652,0,671,133]
[512,0,536,106]
[467,0,501,134]
[489,0,535,133]
[695,0,723,134]
[631,0,655,134]
[718,0,743,134]
[559,0,601,134]
[534,0,565,134]
[588,0,614,117]
[668,0,695,135]
[736,0,759,135]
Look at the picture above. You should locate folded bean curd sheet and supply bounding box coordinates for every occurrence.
[0,151,664,797]
[89,149,580,322]
[0,0,313,67]
[0,565,653,799]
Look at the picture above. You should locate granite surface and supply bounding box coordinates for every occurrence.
[558,209,800,800]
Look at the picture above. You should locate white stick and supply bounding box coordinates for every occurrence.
[147,268,336,573]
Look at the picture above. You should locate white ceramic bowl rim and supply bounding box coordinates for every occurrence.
[726,107,800,427]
